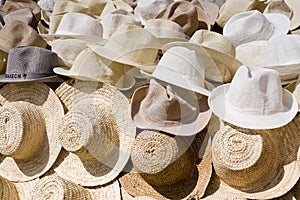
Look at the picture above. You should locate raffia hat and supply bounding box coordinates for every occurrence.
[0,82,64,182]
[208,65,298,129]
[89,26,161,73]
[53,83,136,186]
[131,79,211,136]
[203,120,300,199]
[32,171,121,200]
[119,129,212,200]
[284,0,300,30]
[223,10,290,47]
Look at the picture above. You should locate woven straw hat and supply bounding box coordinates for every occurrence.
[0,82,64,182]
[53,82,136,186]
[121,187,157,200]
[203,119,300,199]
[284,0,300,30]
[263,0,293,20]
[31,171,121,200]
[119,129,212,200]
[1,8,38,28]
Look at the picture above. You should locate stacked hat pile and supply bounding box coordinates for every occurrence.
[0,0,299,199]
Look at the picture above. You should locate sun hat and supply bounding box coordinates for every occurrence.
[144,19,188,45]
[263,0,293,20]
[0,82,64,182]
[155,0,211,36]
[121,187,157,200]
[216,0,259,28]
[38,0,56,12]
[203,120,300,199]
[198,0,226,8]
[31,171,121,200]
[189,0,219,26]
[208,65,298,129]
[53,48,136,90]
[133,0,173,25]
[0,21,47,53]
[41,12,105,45]
[284,0,300,30]
[131,79,211,135]
[100,9,141,39]
[99,0,133,19]
[236,34,300,83]
[88,25,161,73]
[0,46,65,82]
[1,8,38,28]
[119,129,212,200]
[53,83,136,186]
[122,0,137,9]
[223,10,290,47]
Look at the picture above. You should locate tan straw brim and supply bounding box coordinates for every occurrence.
[0,82,64,182]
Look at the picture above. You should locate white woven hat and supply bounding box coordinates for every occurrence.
[208,65,298,129]
[236,34,300,83]
[223,10,290,46]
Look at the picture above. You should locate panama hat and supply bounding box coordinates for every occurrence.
[0,46,64,83]
[99,0,133,20]
[236,34,300,83]
[223,10,290,47]
[32,171,121,199]
[38,0,56,12]
[285,0,300,30]
[0,82,64,182]
[131,79,211,136]
[53,83,136,186]
[263,0,293,20]
[88,25,161,73]
[119,129,212,200]
[208,65,298,129]
[203,120,300,199]
[1,8,38,28]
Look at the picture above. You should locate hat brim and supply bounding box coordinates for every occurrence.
[41,34,107,45]
[131,84,212,136]
[265,13,290,38]
[0,74,65,83]
[208,83,298,129]
[0,82,64,181]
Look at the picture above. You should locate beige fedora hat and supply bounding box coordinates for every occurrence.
[131,79,212,136]
[32,171,121,199]
[53,83,136,186]
[119,129,212,200]
[203,119,300,199]
[99,0,134,19]
[0,82,64,182]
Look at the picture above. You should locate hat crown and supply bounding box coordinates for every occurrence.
[227,65,284,115]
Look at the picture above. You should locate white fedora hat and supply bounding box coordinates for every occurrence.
[208,65,298,129]
[223,10,290,47]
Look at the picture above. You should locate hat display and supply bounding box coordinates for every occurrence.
[0,82,64,182]
[223,10,290,47]
[131,79,211,136]
[53,83,136,186]
[119,129,212,200]
[208,65,298,129]
[0,46,64,82]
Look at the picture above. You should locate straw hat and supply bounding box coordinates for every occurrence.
[1,8,38,28]
[208,65,298,129]
[53,83,136,186]
[131,79,212,136]
[38,0,56,12]
[31,171,121,200]
[0,82,64,182]
[203,119,300,199]
[236,34,300,83]
[119,129,212,200]
[223,10,290,47]
[285,0,300,30]
[99,0,133,19]
[263,0,293,20]
[88,25,161,73]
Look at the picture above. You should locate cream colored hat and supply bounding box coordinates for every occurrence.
[99,0,134,19]
[53,83,136,186]
[0,82,64,182]
[119,129,212,200]
[263,0,293,20]
[285,0,300,30]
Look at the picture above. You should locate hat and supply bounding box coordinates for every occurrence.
[31,171,121,200]
[0,46,64,82]
[119,129,212,200]
[203,121,300,199]
[99,0,133,19]
[38,0,56,12]
[0,21,47,53]
[131,79,211,135]
[144,19,188,45]
[0,82,64,181]
[216,0,259,28]
[88,26,161,73]
[190,0,219,26]
[198,0,225,8]
[2,8,38,28]
[122,0,137,9]
[41,13,105,45]
[223,10,290,47]
[134,0,173,25]
[100,9,141,39]
[208,65,298,129]
[263,0,293,20]
[53,48,136,90]
[285,0,300,30]
[155,1,211,36]
[236,34,300,83]
[53,83,136,186]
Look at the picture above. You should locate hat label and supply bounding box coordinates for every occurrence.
[5,73,27,79]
